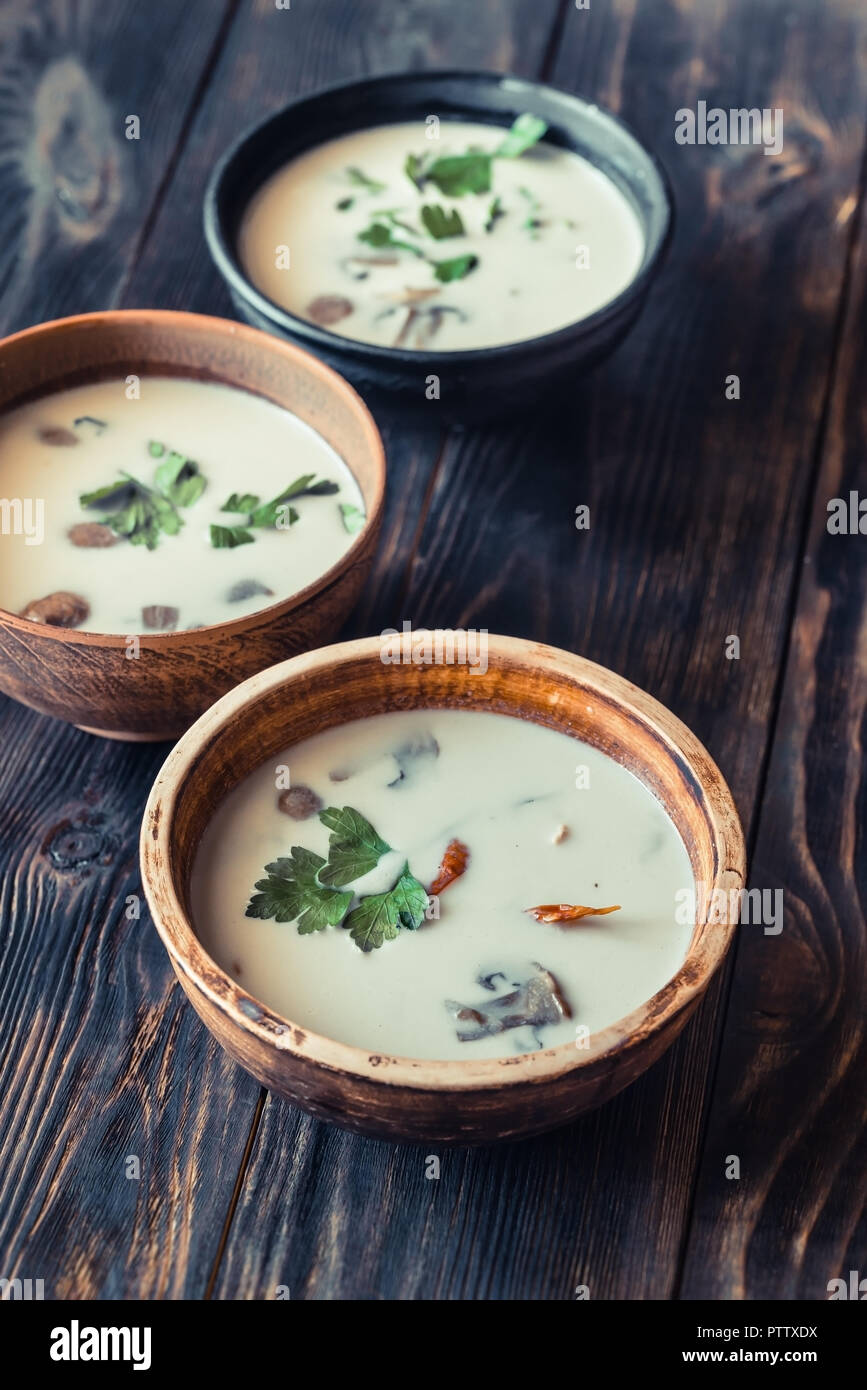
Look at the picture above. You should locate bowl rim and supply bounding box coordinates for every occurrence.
[140,633,745,1092]
[203,68,675,365]
[0,308,386,646]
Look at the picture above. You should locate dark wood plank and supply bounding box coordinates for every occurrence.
[679,182,867,1302]
[212,0,867,1300]
[0,0,234,333]
[0,702,261,1298]
[0,0,562,1300]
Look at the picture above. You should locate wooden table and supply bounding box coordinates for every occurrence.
[0,0,864,1302]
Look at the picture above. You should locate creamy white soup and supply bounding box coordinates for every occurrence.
[0,376,364,634]
[239,116,645,352]
[191,709,695,1061]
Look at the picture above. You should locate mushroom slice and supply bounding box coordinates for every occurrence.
[277,785,323,821]
[67,522,118,549]
[141,605,179,631]
[307,295,355,326]
[445,965,571,1043]
[20,591,89,628]
[38,426,79,447]
[227,579,275,603]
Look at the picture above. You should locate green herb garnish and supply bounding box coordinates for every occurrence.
[212,475,339,547]
[247,847,353,933]
[209,523,255,549]
[358,221,425,257]
[431,253,478,283]
[519,186,544,237]
[420,204,465,239]
[484,196,505,232]
[80,439,206,549]
[339,502,366,534]
[495,112,548,159]
[423,151,493,198]
[222,492,261,514]
[249,475,338,528]
[343,864,429,951]
[244,806,429,951]
[404,152,431,190]
[73,415,107,436]
[317,805,393,886]
[336,196,354,211]
[346,166,386,194]
[151,444,207,507]
[406,114,548,200]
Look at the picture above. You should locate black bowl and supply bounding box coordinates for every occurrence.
[204,70,674,418]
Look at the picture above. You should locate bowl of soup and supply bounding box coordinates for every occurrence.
[204,71,673,413]
[140,632,744,1144]
[0,310,385,739]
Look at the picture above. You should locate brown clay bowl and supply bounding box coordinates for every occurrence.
[0,310,385,740]
[140,633,746,1145]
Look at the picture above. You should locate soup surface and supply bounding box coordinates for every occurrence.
[0,376,364,633]
[239,118,645,352]
[191,708,695,1061]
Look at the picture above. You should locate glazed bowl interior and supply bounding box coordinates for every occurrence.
[142,635,744,1139]
[205,70,673,370]
[0,311,385,739]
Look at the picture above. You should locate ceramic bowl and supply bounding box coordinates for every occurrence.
[140,633,744,1144]
[0,310,385,740]
[204,70,674,416]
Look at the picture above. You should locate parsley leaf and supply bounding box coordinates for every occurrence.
[222,492,261,514]
[520,186,544,237]
[339,502,366,534]
[405,152,431,190]
[318,805,393,887]
[345,864,428,951]
[245,807,431,951]
[210,523,255,549]
[358,221,425,257]
[246,846,352,932]
[151,446,206,507]
[81,472,182,551]
[346,166,386,194]
[248,475,338,529]
[424,152,492,197]
[485,195,505,232]
[495,112,548,159]
[420,204,465,239]
[431,253,478,283]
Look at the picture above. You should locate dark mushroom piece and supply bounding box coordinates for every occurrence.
[307,295,354,326]
[445,965,571,1043]
[67,522,118,549]
[20,591,90,628]
[227,579,275,603]
[37,426,79,447]
[277,785,323,821]
[141,605,179,631]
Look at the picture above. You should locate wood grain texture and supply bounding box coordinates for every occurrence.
[679,175,867,1302]
[211,0,867,1299]
[0,700,261,1298]
[0,0,235,334]
[0,0,564,1299]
